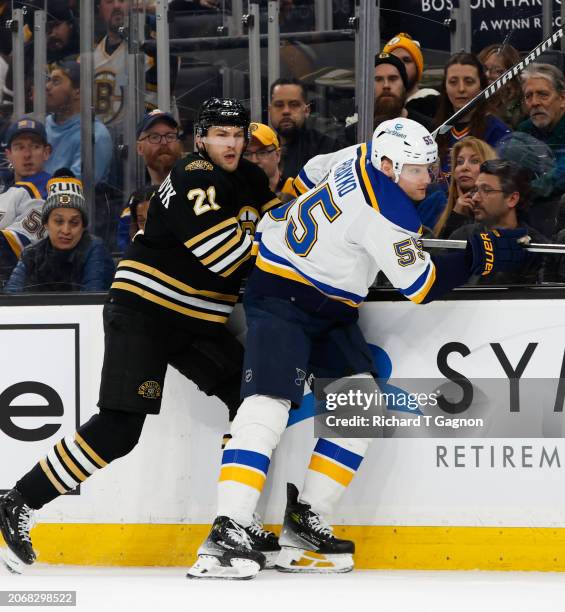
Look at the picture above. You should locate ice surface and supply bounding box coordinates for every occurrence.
[1,564,564,612]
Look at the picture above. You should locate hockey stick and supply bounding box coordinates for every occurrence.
[431,27,564,139]
[422,238,565,254]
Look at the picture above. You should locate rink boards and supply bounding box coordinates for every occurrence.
[1,295,565,570]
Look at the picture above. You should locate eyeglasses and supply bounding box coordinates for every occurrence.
[139,132,180,144]
[468,185,505,197]
[242,147,277,160]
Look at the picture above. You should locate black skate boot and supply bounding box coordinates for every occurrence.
[244,513,280,569]
[275,483,354,573]
[0,489,36,574]
[187,516,266,580]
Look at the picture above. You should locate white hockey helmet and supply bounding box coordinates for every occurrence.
[371,118,438,183]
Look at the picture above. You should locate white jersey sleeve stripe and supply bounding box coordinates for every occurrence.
[400,262,437,303]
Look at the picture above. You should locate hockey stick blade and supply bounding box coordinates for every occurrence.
[421,239,565,255]
[432,27,564,138]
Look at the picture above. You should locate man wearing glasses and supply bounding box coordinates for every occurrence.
[449,159,548,284]
[117,110,183,250]
[243,123,295,198]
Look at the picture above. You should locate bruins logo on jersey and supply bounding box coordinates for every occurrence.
[138,380,162,399]
[238,206,259,235]
[185,160,214,172]
[94,70,124,125]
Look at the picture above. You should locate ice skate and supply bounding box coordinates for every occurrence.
[276,483,354,573]
[187,516,266,580]
[0,489,36,574]
[244,513,280,569]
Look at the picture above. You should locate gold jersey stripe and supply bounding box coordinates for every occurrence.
[184,217,238,248]
[111,281,230,323]
[409,264,437,304]
[200,229,243,266]
[1,230,22,258]
[40,458,67,495]
[15,181,42,199]
[56,441,88,483]
[219,250,251,278]
[358,143,379,212]
[256,254,359,308]
[118,260,238,303]
[75,432,108,469]
[261,197,282,213]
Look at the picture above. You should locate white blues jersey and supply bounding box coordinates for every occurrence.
[292,143,363,196]
[0,172,49,258]
[253,143,437,310]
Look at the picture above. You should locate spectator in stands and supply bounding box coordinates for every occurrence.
[449,159,547,284]
[243,122,295,198]
[116,110,183,250]
[478,43,524,129]
[126,186,156,240]
[0,118,52,286]
[518,63,565,237]
[434,137,497,238]
[5,171,114,293]
[382,32,439,119]
[46,0,80,63]
[434,52,510,174]
[94,0,178,128]
[345,53,432,144]
[268,77,342,184]
[44,61,113,183]
[496,131,562,238]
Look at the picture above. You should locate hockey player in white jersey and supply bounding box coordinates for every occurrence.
[188,118,531,579]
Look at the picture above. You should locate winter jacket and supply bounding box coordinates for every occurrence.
[5,232,115,293]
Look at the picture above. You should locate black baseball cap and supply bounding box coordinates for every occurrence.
[6,118,48,147]
[374,52,409,90]
[47,0,75,23]
[136,109,179,139]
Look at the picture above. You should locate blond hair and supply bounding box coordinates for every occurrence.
[434,137,497,237]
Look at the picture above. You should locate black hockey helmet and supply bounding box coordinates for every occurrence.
[195,97,250,137]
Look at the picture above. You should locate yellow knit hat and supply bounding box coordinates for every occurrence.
[383,33,424,81]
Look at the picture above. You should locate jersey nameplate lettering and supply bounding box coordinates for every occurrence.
[158,174,177,209]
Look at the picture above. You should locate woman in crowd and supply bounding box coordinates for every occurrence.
[5,171,114,293]
[478,43,524,129]
[434,52,510,174]
[433,137,497,237]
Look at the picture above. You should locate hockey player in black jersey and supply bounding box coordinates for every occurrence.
[0,98,281,576]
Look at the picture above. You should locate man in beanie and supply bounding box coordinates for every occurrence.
[345,53,432,144]
[4,169,114,293]
[383,32,439,119]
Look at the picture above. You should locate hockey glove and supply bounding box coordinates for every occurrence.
[466,228,531,277]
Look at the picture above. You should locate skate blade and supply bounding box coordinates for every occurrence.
[263,549,282,570]
[275,547,353,573]
[186,555,261,580]
[0,547,26,575]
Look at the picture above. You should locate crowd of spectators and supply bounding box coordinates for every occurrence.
[0,0,564,292]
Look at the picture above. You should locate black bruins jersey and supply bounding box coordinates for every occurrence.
[109,153,280,331]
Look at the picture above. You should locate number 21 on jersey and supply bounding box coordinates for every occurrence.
[269,183,341,256]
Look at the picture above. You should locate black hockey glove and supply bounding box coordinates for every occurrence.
[466,228,531,277]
